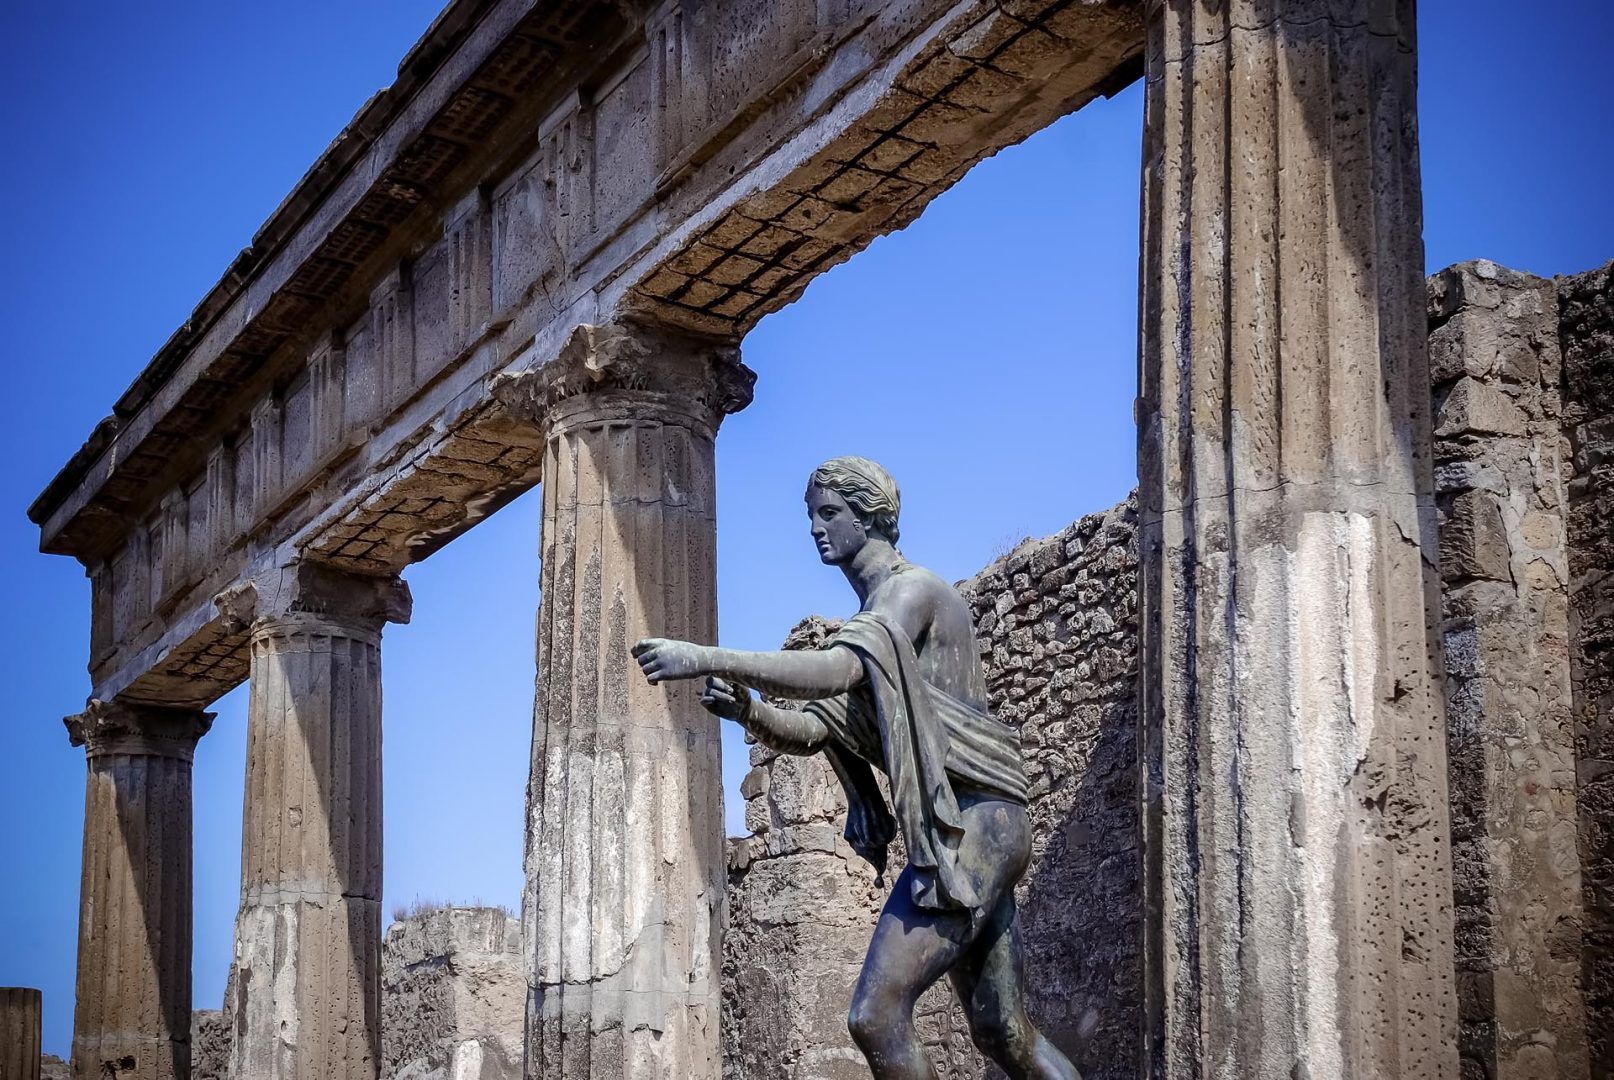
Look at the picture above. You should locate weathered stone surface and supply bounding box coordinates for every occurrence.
[382,907,524,1080]
[1561,261,1614,1078]
[516,322,749,1079]
[2,988,43,1080]
[188,1010,229,1080]
[39,1058,67,1080]
[1137,2,1457,1076]
[1430,261,1589,1080]
[65,703,212,1080]
[228,567,410,1080]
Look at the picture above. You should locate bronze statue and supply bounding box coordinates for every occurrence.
[633,456,1080,1080]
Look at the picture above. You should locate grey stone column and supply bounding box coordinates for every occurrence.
[1,987,43,1080]
[66,701,213,1080]
[495,322,753,1080]
[223,564,410,1080]
[1137,3,1458,1078]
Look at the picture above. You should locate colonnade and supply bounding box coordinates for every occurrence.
[60,2,1457,1078]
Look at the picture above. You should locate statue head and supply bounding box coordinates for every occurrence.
[805,456,900,565]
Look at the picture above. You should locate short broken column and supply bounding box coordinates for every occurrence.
[1138,2,1459,1077]
[494,322,753,1080]
[224,564,411,1080]
[66,701,213,1080]
[1,987,43,1080]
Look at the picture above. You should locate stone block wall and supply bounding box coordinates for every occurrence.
[1428,261,1588,1078]
[381,907,525,1080]
[723,499,1140,1080]
[956,500,1141,1079]
[1561,262,1614,1077]
[187,906,525,1080]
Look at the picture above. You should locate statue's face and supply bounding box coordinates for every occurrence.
[806,484,867,566]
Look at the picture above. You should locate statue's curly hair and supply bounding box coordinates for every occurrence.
[806,456,901,545]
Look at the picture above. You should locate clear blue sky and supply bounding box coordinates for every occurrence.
[2,1,1610,1060]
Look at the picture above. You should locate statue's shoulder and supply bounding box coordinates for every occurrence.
[890,563,965,609]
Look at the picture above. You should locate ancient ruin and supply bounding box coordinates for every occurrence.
[23,0,1614,1077]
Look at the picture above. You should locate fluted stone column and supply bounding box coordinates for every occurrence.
[1138,3,1458,1078]
[66,701,213,1080]
[1,987,43,1080]
[223,564,410,1080]
[495,322,753,1080]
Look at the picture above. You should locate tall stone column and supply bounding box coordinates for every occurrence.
[222,564,411,1080]
[1137,3,1458,1078]
[494,322,754,1080]
[66,701,213,1080]
[1,987,43,1080]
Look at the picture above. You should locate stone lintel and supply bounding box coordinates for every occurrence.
[64,698,214,760]
[491,320,755,438]
[217,560,413,639]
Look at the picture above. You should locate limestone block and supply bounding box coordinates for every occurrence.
[1440,377,1528,438]
[1442,491,1514,583]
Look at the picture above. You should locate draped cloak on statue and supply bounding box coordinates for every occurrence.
[801,610,1029,917]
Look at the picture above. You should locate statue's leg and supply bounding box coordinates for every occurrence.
[948,897,1081,1080]
[847,866,968,1080]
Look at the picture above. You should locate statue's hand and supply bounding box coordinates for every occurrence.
[631,638,710,684]
[699,677,753,723]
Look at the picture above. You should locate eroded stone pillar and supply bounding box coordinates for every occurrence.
[67,701,213,1080]
[494,322,753,1080]
[1,987,43,1080]
[1138,2,1458,1078]
[223,564,411,1080]
[1429,262,1588,1079]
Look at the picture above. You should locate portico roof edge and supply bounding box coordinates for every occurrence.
[25,0,503,532]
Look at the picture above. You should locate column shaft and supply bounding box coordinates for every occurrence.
[1137,2,1457,1078]
[508,324,751,1080]
[230,615,384,1080]
[68,705,210,1080]
[1,987,42,1080]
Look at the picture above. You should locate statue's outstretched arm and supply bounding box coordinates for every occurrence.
[633,637,864,699]
[702,678,829,755]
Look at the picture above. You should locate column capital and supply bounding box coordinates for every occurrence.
[217,560,413,641]
[492,319,755,438]
[65,698,214,760]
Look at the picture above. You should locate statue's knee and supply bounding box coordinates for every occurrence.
[971,1012,1033,1062]
[847,991,892,1049]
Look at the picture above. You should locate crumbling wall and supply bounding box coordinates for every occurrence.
[190,1008,229,1080]
[957,499,1140,1079]
[1428,260,1588,1078]
[1561,261,1614,1078]
[381,906,525,1080]
[723,498,1140,1080]
[183,906,525,1080]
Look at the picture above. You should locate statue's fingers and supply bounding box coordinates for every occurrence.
[631,638,656,657]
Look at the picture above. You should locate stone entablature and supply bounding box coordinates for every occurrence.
[31,0,1145,712]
